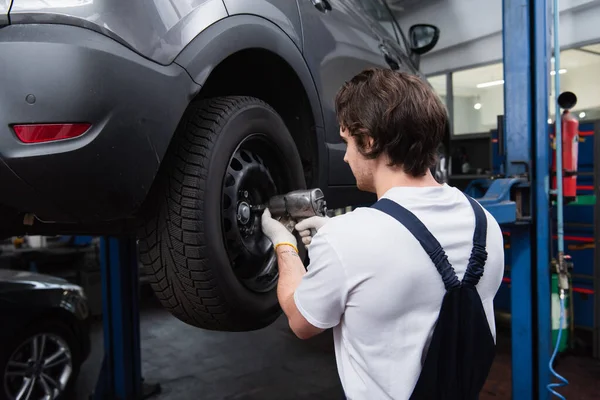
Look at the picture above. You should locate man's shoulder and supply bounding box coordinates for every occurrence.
[320,206,385,235]
[316,206,407,254]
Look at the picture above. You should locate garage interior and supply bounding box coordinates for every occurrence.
[1,0,600,399]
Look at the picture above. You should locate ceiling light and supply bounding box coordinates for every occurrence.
[579,112,586,118]
[550,69,567,75]
[474,103,482,110]
[548,118,553,124]
[478,69,566,88]
[476,80,504,88]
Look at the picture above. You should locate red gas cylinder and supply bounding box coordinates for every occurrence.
[551,92,579,204]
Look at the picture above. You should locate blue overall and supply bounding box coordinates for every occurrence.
[371,193,496,399]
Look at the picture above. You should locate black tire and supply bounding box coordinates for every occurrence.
[0,320,80,400]
[138,96,306,331]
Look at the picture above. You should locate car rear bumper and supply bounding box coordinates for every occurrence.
[0,24,199,225]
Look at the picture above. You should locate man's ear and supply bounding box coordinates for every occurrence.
[365,135,375,152]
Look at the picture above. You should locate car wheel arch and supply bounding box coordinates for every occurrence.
[170,14,327,189]
[175,15,324,125]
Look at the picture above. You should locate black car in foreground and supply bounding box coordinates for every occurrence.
[0,269,90,400]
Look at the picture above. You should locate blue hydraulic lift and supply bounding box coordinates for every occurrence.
[465,0,553,398]
[92,0,556,399]
[92,237,160,400]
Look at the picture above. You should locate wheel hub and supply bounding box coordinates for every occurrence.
[237,200,252,225]
[221,138,281,293]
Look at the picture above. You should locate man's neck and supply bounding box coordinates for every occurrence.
[374,166,442,199]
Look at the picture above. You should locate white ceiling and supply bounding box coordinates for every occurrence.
[429,47,600,97]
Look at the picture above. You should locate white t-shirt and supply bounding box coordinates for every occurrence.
[294,184,505,400]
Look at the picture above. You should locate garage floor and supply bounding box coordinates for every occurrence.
[76,291,600,400]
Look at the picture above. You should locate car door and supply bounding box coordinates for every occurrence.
[297,0,396,186]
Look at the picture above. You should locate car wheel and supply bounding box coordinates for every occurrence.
[0,321,79,400]
[138,96,306,332]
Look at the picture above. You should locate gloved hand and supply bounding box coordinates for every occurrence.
[295,216,330,248]
[261,208,298,252]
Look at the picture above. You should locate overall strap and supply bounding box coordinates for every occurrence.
[462,194,489,287]
[371,199,461,291]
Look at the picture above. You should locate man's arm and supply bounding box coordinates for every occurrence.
[275,245,325,339]
[261,209,347,340]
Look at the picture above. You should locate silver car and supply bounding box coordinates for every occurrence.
[0,0,442,331]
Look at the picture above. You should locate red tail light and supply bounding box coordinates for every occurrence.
[12,123,91,144]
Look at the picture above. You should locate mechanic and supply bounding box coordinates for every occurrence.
[261,68,505,399]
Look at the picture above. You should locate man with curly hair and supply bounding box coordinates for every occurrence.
[261,68,505,399]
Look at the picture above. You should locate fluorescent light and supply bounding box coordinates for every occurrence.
[477,69,566,88]
[550,69,567,75]
[476,80,504,88]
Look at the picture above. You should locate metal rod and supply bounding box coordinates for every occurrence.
[553,0,564,257]
[594,115,600,359]
[533,0,553,396]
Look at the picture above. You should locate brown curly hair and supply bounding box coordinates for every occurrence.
[334,68,448,177]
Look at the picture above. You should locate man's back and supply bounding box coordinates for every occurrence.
[294,184,505,399]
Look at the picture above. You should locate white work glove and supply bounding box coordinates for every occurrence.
[261,208,298,252]
[294,216,330,248]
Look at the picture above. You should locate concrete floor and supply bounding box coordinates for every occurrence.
[76,293,344,400]
[76,292,600,399]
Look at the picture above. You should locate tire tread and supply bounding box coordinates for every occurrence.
[138,96,277,330]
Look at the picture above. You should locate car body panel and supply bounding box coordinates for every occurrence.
[0,0,440,234]
[0,0,11,25]
[223,0,303,50]
[298,0,411,186]
[0,269,89,326]
[175,13,324,130]
[352,0,418,74]
[8,0,228,65]
[0,24,199,223]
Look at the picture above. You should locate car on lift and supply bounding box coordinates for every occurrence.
[0,269,90,400]
[0,0,445,332]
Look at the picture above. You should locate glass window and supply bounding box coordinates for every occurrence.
[549,46,600,122]
[452,63,504,135]
[427,74,447,109]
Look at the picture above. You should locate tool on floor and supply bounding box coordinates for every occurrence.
[253,188,327,236]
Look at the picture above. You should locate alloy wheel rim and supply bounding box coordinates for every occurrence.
[221,133,284,293]
[4,333,73,400]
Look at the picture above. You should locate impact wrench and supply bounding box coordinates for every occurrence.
[252,188,328,237]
